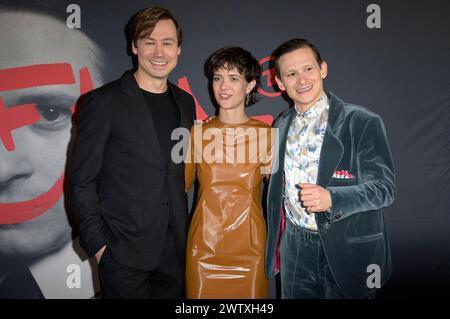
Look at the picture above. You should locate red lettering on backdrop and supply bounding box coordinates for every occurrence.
[0,64,94,224]
[71,67,95,116]
[0,63,75,92]
[0,177,65,224]
[177,76,209,121]
[257,56,281,98]
[0,99,40,152]
[79,67,94,95]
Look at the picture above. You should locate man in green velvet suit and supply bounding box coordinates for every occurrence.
[265,38,395,298]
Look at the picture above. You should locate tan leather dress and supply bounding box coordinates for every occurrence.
[185,118,273,299]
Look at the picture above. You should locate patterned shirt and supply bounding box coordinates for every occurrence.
[284,93,329,230]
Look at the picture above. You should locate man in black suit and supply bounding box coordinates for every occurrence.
[70,7,196,298]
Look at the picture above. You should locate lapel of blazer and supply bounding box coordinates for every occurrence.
[168,83,191,130]
[316,91,346,189]
[269,107,296,203]
[277,107,297,174]
[167,82,192,171]
[120,71,164,165]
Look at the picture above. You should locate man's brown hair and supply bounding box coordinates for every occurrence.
[129,7,182,48]
[272,38,323,78]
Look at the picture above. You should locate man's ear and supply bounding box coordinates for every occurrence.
[131,40,138,55]
[320,61,328,79]
[275,76,286,91]
[177,45,181,56]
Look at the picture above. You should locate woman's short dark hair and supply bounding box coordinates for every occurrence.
[205,46,261,106]
[272,38,323,78]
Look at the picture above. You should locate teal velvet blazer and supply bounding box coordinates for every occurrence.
[265,91,395,298]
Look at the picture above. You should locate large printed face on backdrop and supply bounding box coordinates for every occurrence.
[0,11,103,259]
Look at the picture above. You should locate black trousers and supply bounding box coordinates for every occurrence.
[99,227,183,299]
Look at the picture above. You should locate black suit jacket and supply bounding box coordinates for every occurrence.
[70,71,196,270]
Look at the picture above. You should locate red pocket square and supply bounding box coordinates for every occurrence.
[332,170,355,179]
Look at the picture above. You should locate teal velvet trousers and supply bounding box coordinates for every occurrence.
[280,218,346,299]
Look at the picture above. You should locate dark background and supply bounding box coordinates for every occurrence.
[3,0,450,298]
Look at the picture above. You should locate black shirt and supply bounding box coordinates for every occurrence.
[141,88,180,164]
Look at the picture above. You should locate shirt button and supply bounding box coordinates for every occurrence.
[162,201,169,206]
